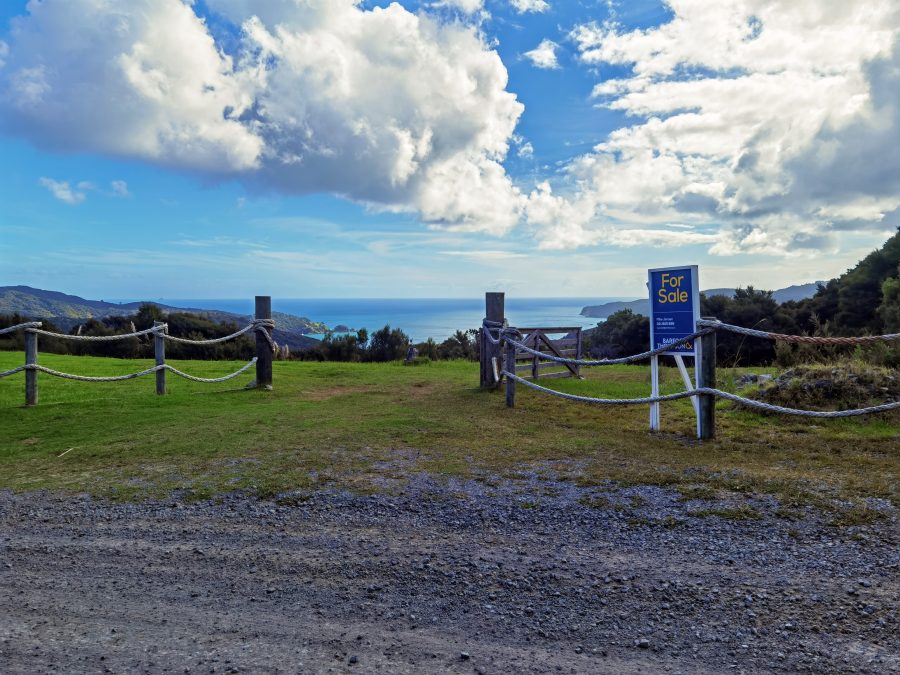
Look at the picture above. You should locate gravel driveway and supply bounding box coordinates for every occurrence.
[1,477,897,674]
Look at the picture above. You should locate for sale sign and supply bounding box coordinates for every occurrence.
[648,265,700,355]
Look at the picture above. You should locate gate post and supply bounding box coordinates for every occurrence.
[25,329,38,406]
[697,319,717,440]
[255,296,273,390]
[154,321,167,395]
[480,292,504,389]
[505,342,516,407]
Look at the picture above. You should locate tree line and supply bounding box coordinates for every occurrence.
[587,228,900,367]
[0,304,481,363]
[0,304,256,360]
[293,326,480,362]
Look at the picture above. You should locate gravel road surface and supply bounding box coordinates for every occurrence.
[1,478,897,674]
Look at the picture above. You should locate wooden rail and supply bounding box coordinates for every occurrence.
[513,327,583,380]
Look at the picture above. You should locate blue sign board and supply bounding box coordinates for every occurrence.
[648,265,700,355]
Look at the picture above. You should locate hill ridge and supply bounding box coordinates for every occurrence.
[581,282,823,319]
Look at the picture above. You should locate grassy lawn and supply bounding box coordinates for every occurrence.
[0,351,897,511]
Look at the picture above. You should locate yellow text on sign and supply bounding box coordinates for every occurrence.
[658,273,688,304]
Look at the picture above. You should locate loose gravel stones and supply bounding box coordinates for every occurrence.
[0,478,897,674]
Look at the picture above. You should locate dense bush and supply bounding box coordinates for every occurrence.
[0,304,255,360]
[585,228,900,367]
[585,309,649,360]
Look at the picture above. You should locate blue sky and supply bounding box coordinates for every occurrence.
[1,0,898,300]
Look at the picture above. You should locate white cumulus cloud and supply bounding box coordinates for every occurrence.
[2,0,261,172]
[523,39,559,69]
[510,0,550,13]
[536,0,900,253]
[431,0,485,14]
[1,0,524,235]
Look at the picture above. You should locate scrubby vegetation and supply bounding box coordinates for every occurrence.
[0,304,257,360]
[748,361,900,411]
[587,228,900,368]
[290,325,480,363]
[1,307,481,364]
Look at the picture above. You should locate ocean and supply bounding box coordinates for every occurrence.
[145,297,630,343]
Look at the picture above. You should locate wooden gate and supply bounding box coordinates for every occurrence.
[513,327,583,380]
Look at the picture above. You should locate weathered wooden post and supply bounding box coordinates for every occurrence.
[153,321,166,395]
[25,328,38,406]
[480,292,505,388]
[505,341,516,408]
[575,328,583,379]
[697,319,717,440]
[255,295,273,390]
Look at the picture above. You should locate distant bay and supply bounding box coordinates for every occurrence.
[132,297,633,343]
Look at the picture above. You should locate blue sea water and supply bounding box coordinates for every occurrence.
[146,297,631,343]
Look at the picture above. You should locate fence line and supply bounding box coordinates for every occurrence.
[481,293,900,439]
[0,295,275,405]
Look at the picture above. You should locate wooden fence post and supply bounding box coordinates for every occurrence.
[25,329,37,406]
[154,321,166,395]
[505,341,516,407]
[255,296,273,390]
[574,328,583,379]
[697,320,717,440]
[480,292,505,389]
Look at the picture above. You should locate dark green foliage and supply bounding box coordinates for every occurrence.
[415,337,439,360]
[366,325,410,362]
[0,313,70,355]
[789,228,900,336]
[586,309,649,360]
[702,287,801,366]
[314,328,369,362]
[835,231,900,333]
[879,267,900,332]
[1,304,255,361]
[583,229,900,367]
[434,329,480,360]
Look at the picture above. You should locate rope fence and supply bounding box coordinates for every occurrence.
[0,295,276,405]
[481,298,900,438]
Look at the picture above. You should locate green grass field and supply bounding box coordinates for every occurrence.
[0,352,897,512]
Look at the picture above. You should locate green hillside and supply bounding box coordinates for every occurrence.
[790,228,900,335]
[0,286,328,341]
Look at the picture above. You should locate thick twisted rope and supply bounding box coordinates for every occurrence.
[26,325,165,341]
[501,370,900,417]
[28,363,165,381]
[161,358,258,383]
[6,359,257,383]
[2,319,277,352]
[162,318,277,353]
[0,321,43,335]
[482,319,508,346]
[698,319,900,345]
[501,329,709,366]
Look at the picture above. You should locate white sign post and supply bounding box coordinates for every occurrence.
[647,266,701,433]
